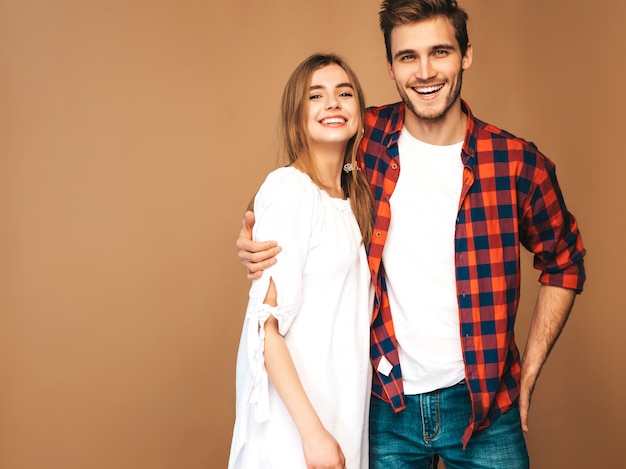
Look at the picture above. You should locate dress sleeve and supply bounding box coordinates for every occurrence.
[243,168,320,421]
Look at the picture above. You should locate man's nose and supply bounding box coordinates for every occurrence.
[415,59,435,80]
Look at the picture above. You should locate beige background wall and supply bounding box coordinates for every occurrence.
[1,0,624,468]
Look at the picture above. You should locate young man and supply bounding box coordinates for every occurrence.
[237,1,585,467]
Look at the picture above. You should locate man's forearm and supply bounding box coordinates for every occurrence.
[518,284,576,431]
[521,284,576,384]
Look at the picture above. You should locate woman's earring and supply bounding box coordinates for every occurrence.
[343,162,359,173]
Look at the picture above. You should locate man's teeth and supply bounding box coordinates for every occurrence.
[323,118,346,124]
[415,84,444,94]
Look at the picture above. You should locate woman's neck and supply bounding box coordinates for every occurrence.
[296,144,346,199]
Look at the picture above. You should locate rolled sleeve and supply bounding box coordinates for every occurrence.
[522,160,586,293]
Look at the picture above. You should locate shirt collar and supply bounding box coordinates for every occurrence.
[460,99,477,163]
[388,99,477,161]
[380,102,405,152]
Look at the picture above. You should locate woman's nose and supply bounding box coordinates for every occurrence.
[325,96,340,109]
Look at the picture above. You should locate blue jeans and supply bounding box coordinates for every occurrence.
[369,381,529,469]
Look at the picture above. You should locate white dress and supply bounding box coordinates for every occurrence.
[228,166,373,469]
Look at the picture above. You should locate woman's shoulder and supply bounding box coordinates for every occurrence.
[264,166,313,186]
[252,166,322,238]
[257,166,317,199]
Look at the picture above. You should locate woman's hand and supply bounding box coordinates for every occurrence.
[301,426,346,469]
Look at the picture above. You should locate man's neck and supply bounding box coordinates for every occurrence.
[402,102,467,146]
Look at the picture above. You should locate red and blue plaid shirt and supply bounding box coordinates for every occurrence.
[359,100,586,445]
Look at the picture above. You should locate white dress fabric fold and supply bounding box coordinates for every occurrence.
[228,167,372,469]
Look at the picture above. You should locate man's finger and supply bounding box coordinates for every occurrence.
[247,256,278,273]
[237,243,280,261]
[242,211,255,233]
[246,270,264,281]
[519,391,530,433]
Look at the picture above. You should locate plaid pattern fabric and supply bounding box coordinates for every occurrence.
[359,100,586,445]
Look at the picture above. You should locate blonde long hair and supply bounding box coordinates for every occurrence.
[279,53,373,246]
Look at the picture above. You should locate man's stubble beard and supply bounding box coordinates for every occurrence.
[398,70,464,123]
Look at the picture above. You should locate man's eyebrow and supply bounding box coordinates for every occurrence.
[393,44,456,60]
[393,49,416,60]
[431,43,456,51]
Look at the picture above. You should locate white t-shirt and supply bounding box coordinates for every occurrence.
[382,128,465,394]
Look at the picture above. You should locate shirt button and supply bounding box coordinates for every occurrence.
[375,231,382,238]
[391,163,398,170]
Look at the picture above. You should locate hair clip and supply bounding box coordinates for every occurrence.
[343,162,360,173]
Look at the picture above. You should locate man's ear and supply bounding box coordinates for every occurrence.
[462,43,473,71]
[387,59,395,80]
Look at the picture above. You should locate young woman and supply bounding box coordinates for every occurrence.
[228,54,374,469]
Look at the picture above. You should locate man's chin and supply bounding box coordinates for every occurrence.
[408,103,446,121]
[404,96,460,122]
